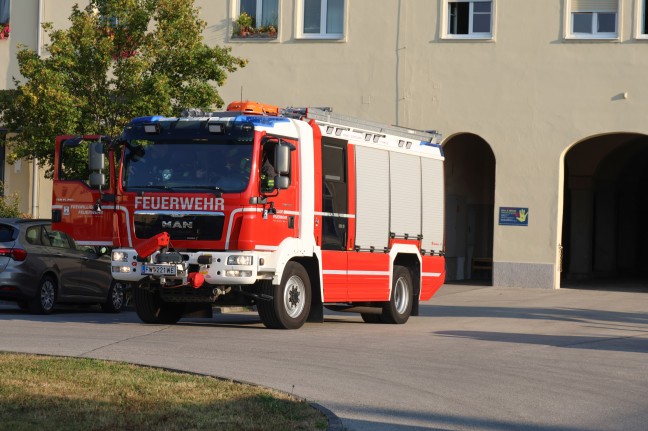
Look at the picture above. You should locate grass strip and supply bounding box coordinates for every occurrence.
[0,352,327,431]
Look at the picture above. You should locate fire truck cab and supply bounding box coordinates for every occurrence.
[52,102,446,329]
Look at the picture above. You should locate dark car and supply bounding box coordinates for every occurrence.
[0,218,125,314]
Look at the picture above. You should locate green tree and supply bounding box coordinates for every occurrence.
[0,0,246,178]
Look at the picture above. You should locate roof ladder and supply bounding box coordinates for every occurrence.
[281,107,441,144]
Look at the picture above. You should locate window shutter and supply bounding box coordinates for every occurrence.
[572,0,618,12]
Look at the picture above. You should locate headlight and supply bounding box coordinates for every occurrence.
[112,251,128,262]
[225,270,253,277]
[227,255,253,266]
[112,266,131,273]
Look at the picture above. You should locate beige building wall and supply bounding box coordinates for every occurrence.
[2,0,646,288]
[210,0,648,289]
[0,0,50,218]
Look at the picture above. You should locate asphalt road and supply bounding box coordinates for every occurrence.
[1,283,647,431]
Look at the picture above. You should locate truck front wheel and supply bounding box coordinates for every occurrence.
[257,262,311,329]
[134,285,184,324]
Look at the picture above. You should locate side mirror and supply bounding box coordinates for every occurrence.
[88,141,106,187]
[274,142,291,175]
[274,141,294,190]
[274,176,290,190]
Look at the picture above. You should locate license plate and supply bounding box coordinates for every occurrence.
[142,264,177,276]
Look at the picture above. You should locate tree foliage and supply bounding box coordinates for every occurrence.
[0,0,246,178]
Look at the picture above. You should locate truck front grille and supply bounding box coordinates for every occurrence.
[134,212,224,241]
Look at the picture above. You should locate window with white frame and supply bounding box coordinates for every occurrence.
[569,0,618,38]
[640,0,648,36]
[298,0,345,39]
[0,0,9,24]
[238,0,278,28]
[445,0,493,38]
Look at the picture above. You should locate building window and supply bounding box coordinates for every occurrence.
[568,0,618,39]
[638,0,648,38]
[298,0,345,39]
[445,1,493,39]
[0,0,9,23]
[234,0,278,38]
[0,0,10,40]
[239,0,278,27]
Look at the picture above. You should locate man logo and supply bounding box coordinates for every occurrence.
[162,221,193,229]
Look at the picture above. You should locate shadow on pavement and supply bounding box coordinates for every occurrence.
[419,304,648,326]
[340,405,601,431]
[434,330,648,353]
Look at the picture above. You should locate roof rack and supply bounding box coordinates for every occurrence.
[282,107,440,144]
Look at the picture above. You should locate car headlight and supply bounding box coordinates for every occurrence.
[227,255,253,266]
[112,251,128,262]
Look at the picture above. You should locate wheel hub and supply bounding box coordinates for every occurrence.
[288,286,300,308]
[283,275,306,318]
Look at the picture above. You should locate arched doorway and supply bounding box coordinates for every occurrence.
[443,133,495,284]
[561,133,648,289]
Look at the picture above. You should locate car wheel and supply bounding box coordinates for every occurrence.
[29,275,57,315]
[257,262,311,329]
[133,285,184,324]
[380,265,413,324]
[101,281,125,313]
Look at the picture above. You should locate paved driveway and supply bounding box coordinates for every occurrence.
[1,284,647,430]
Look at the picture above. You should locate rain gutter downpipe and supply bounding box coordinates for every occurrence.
[31,0,43,217]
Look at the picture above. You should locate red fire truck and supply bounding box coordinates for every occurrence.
[52,102,446,329]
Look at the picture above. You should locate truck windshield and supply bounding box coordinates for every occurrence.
[123,140,253,193]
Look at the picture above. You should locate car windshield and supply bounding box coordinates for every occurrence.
[123,141,253,193]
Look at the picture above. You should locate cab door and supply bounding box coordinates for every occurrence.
[319,138,350,302]
[52,136,116,247]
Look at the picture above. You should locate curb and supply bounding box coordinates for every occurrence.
[310,401,345,431]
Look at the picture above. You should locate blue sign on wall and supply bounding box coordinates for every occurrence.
[499,207,529,226]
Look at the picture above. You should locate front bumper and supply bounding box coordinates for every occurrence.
[110,248,275,286]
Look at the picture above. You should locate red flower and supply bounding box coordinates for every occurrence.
[0,24,10,39]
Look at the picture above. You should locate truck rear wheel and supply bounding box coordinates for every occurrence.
[257,262,311,329]
[134,285,184,324]
[380,265,413,324]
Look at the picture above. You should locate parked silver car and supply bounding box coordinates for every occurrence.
[0,218,125,314]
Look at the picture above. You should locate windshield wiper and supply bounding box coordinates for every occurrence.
[172,185,222,191]
[127,185,174,191]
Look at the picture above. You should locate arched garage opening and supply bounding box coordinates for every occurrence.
[443,133,495,283]
[562,133,648,288]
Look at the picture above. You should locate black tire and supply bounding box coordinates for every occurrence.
[361,313,383,324]
[133,285,184,324]
[28,275,57,315]
[257,262,311,329]
[101,281,125,313]
[381,265,413,324]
